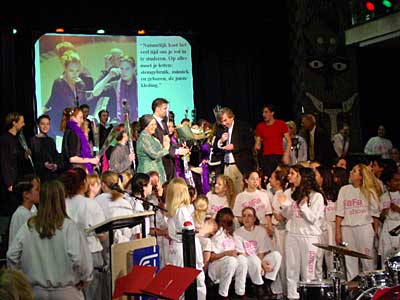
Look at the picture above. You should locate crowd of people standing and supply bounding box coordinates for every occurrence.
[1,100,399,300]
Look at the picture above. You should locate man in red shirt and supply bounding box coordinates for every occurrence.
[254,104,291,179]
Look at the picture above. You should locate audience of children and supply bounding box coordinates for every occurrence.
[7,138,400,300]
[7,180,93,300]
[59,167,107,300]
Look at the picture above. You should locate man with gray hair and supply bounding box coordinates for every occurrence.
[213,107,254,193]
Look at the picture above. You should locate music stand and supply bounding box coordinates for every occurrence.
[135,265,201,300]
[113,265,156,299]
[86,211,155,300]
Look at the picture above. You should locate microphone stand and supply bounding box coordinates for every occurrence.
[131,195,168,239]
[108,184,168,239]
[389,224,400,236]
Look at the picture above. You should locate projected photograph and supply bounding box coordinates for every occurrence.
[35,34,194,150]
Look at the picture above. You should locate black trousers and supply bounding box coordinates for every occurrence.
[261,154,282,179]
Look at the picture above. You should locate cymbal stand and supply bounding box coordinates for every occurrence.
[329,251,344,300]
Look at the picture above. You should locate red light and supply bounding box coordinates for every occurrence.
[137,29,145,35]
[366,1,375,11]
[55,28,65,33]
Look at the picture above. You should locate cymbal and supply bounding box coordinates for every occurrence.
[313,243,373,259]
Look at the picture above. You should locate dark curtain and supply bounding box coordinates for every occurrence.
[189,24,293,128]
[0,26,37,137]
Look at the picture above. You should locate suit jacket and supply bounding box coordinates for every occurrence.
[303,126,335,166]
[212,120,254,175]
[153,118,176,181]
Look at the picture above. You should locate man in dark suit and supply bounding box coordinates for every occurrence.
[97,109,114,171]
[151,98,189,181]
[212,107,254,193]
[301,113,335,166]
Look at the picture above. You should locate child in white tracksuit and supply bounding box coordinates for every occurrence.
[208,207,248,299]
[206,174,236,217]
[269,168,289,295]
[379,172,400,265]
[279,166,325,300]
[335,164,381,281]
[234,206,282,298]
[314,165,339,278]
[233,171,272,226]
[166,178,206,300]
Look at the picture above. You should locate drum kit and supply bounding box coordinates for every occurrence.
[296,243,400,300]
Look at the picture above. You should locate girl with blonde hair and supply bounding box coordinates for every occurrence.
[193,195,218,270]
[166,178,206,300]
[336,163,382,280]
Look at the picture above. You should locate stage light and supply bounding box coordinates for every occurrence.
[382,0,392,7]
[366,1,375,11]
[137,29,146,35]
[97,29,105,34]
[55,28,65,33]
[12,28,17,34]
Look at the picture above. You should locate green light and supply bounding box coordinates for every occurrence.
[382,0,392,8]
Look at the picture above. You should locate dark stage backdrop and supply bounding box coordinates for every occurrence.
[0,20,293,141]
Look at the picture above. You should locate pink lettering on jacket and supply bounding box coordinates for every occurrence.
[308,250,316,274]
[344,198,363,207]
[221,238,236,251]
[241,197,264,211]
[292,202,303,218]
[243,240,258,256]
[211,205,225,214]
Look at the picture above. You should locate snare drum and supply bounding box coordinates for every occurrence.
[298,280,347,300]
[359,270,391,290]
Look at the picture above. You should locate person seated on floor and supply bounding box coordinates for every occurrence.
[208,207,248,299]
[234,206,282,299]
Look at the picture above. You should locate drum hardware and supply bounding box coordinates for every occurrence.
[313,243,373,260]
[359,270,391,290]
[385,248,400,286]
[354,287,378,300]
[313,243,373,300]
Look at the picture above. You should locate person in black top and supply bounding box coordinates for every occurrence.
[60,107,99,174]
[0,112,33,216]
[30,114,60,182]
[45,50,88,139]
[93,55,138,124]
